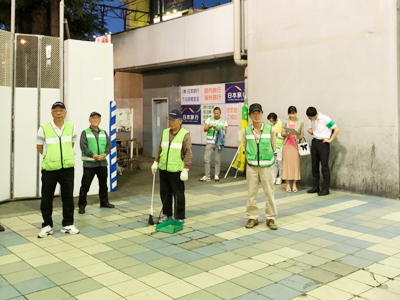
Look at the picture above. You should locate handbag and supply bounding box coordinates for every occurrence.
[298,138,311,156]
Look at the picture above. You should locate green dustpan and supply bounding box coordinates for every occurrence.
[156,220,183,234]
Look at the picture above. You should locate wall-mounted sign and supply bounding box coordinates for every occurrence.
[225,82,245,103]
[181,86,201,105]
[181,105,201,125]
[201,84,225,104]
[164,0,193,14]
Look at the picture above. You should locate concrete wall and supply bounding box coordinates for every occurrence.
[247,0,399,197]
[114,72,144,149]
[112,3,234,72]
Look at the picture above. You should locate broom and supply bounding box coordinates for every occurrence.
[148,173,156,225]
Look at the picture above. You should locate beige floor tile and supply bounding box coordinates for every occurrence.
[76,287,121,300]
[308,285,353,300]
[215,231,244,240]
[269,237,298,246]
[7,243,41,253]
[366,244,400,256]
[270,247,306,259]
[34,237,65,247]
[134,227,156,234]
[26,286,71,300]
[115,230,142,238]
[1,217,28,227]
[252,252,287,265]
[108,279,151,297]
[81,244,113,255]
[92,270,132,286]
[365,263,400,278]
[183,272,226,289]
[312,248,346,260]
[294,254,330,267]
[385,279,400,295]
[102,215,126,221]
[357,234,387,244]
[16,248,49,260]
[306,238,336,247]
[334,229,363,238]
[291,296,319,300]
[281,223,309,232]
[4,268,42,284]
[380,239,400,250]
[328,277,373,295]
[125,289,173,300]
[25,254,60,267]
[360,287,400,300]
[209,265,248,280]
[137,271,179,288]
[93,234,122,243]
[58,233,88,242]
[54,249,87,260]
[157,280,200,299]
[78,262,116,277]
[231,259,269,272]
[44,243,76,254]
[346,270,388,286]
[377,257,400,267]
[68,239,101,248]
[65,255,102,268]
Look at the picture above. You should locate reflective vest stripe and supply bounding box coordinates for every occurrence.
[247,159,275,165]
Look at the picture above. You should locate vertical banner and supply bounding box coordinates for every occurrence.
[109,101,117,191]
[233,99,248,171]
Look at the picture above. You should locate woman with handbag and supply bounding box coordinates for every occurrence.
[281,106,304,192]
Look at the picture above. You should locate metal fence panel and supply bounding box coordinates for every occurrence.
[0,30,12,87]
[41,36,60,89]
[15,35,39,88]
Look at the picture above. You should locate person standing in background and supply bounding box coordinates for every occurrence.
[268,113,284,185]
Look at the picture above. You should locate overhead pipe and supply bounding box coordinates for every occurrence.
[234,0,247,66]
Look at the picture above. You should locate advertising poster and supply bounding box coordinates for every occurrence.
[225,104,240,126]
[181,86,201,105]
[225,82,245,103]
[201,84,225,105]
[181,105,201,125]
[201,104,216,124]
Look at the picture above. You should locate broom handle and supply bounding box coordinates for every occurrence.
[151,173,155,215]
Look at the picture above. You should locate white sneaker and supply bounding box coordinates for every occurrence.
[158,214,171,223]
[273,178,276,184]
[38,225,53,238]
[214,175,220,181]
[177,219,185,223]
[199,175,211,182]
[276,178,282,185]
[60,225,80,235]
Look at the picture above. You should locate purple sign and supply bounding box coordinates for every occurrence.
[225,82,245,103]
[181,105,201,125]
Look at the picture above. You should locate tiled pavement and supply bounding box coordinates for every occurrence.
[1,176,400,299]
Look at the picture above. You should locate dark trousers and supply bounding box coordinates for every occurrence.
[159,169,185,219]
[41,167,74,228]
[311,139,330,191]
[78,167,108,208]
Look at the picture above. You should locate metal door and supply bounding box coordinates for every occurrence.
[152,98,168,157]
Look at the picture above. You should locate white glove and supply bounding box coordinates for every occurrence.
[151,162,158,175]
[180,168,189,181]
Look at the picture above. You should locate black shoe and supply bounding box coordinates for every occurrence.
[318,190,330,196]
[100,202,115,208]
[0,224,4,232]
[307,187,320,193]
[78,207,85,214]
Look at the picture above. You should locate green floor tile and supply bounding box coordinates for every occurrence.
[177,289,224,300]
[206,281,250,300]
[148,257,184,269]
[48,269,87,285]
[25,286,71,300]
[36,261,74,276]
[120,263,159,278]
[13,277,55,295]
[93,250,126,261]
[60,278,104,296]
[164,264,203,278]
[106,257,142,269]
[189,257,227,271]
[0,262,32,275]
[4,268,42,284]
[231,273,273,290]
[0,285,20,300]
[300,267,341,283]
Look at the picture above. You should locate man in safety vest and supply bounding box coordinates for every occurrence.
[36,102,80,238]
[243,103,278,229]
[151,109,192,222]
[199,107,228,182]
[78,112,113,214]
[267,112,283,185]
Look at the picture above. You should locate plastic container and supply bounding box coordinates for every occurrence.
[155,220,183,233]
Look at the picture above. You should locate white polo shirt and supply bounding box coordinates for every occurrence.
[36,120,77,156]
[308,113,337,140]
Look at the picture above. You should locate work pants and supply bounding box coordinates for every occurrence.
[41,167,74,228]
[246,164,277,220]
[79,166,108,208]
[311,138,330,191]
[273,151,283,180]
[204,143,222,177]
[159,169,185,219]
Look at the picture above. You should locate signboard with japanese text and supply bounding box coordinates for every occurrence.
[164,0,193,14]
[225,82,245,103]
[181,105,201,125]
[225,104,240,126]
[201,84,225,105]
[201,104,216,124]
[181,86,201,105]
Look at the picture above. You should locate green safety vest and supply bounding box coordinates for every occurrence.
[159,127,189,172]
[206,117,225,142]
[245,124,275,167]
[81,128,107,162]
[274,120,283,149]
[41,122,75,171]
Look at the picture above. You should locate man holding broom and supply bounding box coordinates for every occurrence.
[151,109,192,223]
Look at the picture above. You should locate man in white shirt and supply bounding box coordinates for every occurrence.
[199,107,228,182]
[36,102,80,237]
[306,107,340,196]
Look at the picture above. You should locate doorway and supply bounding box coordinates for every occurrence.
[152,98,168,157]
